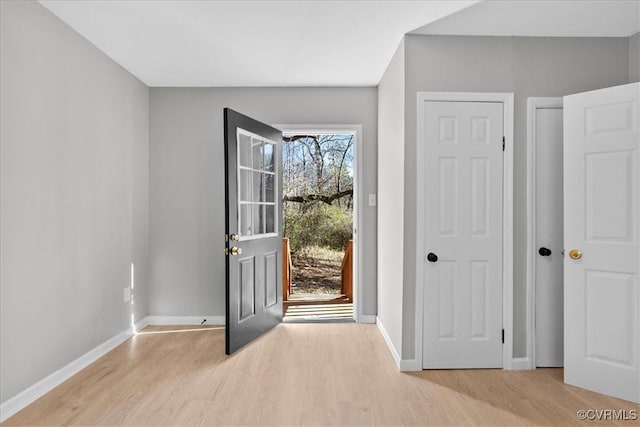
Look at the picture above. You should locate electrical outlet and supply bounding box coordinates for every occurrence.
[124,287,131,303]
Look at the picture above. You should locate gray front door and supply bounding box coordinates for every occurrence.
[224,108,283,355]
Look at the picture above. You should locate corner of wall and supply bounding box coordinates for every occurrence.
[376,38,406,359]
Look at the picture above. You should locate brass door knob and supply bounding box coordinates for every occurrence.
[230,246,242,256]
[230,233,239,241]
[568,249,582,260]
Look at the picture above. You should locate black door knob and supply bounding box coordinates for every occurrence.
[538,247,552,256]
[427,252,438,263]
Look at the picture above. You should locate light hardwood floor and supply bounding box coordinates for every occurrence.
[4,324,638,426]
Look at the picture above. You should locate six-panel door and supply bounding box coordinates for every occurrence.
[564,83,639,403]
[422,101,504,369]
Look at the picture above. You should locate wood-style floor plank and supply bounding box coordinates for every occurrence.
[3,324,638,426]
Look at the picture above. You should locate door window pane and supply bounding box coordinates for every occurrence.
[252,139,264,170]
[264,143,274,172]
[253,204,264,235]
[239,133,252,168]
[253,172,264,202]
[265,205,275,233]
[240,204,252,236]
[265,174,274,203]
[236,130,278,239]
[239,170,252,202]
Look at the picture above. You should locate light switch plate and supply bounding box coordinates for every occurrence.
[124,287,131,303]
[368,194,377,206]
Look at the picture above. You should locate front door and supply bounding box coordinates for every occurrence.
[564,83,639,402]
[224,108,283,355]
[422,101,504,369]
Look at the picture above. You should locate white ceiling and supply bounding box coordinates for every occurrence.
[38,0,477,87]
[39,0,640,88]
[412,0,640,37]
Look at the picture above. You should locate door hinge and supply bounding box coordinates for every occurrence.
[502,329,505,344]
[502,136,505,151]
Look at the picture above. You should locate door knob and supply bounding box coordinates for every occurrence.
[568,249,582,260]
[230,233,239,241]
[538,247,552,256]
[427,252,438,263]
[230,247,242,256]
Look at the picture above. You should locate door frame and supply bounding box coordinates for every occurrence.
[414,92,515,370]
[525,97,564,370]
[273,124,364,323]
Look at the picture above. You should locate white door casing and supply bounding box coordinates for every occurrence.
[422,100,504,369]
[273,124,365,323]
[527,98,565,368]
[564,82,640,403]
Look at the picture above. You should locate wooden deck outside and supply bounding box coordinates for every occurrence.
[282,238,353,321]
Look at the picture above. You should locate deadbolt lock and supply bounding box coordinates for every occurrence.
[230,233,239,241]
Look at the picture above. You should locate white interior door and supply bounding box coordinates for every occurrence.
[532,102,564,367]
[422,101,504,369]
[564,82,639,403]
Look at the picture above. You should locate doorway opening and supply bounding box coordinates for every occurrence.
[526,97,564,370]
[280,131,356,322]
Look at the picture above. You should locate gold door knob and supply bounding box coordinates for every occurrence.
[230,233,239,241]
[568,249,582,260]
[230,246,242,256]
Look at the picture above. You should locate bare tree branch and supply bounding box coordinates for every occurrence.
[283,135,317,142]
[284,189,353,205]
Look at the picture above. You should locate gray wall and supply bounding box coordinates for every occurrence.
[149,88,377,317]
[401,35,630,359]
[0,0,149,403]
[630,32,640,82]
[376,40,406,355]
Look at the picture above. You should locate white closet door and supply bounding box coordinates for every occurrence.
[422,101,504,369]
[564,82,639,403]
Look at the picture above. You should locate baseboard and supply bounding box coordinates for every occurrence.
[133,317,150,332]
[0,324,136,423]
[359,314,376,324]
[143,315,225,326]
[0,314,226,422]
[509,357,533,370]
[375,317,401,368]
[400,358,421,371]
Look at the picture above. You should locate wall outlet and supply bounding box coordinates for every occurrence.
[123,287,131,303]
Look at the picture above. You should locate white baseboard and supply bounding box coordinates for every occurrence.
[0,315,225,422]
[0,324,136,423]
[509,357,533,370]
[359,314,376,324]
[375,317,401,368]
[400,358,421,371]
[133,317,150,332]
[143,315,225,326]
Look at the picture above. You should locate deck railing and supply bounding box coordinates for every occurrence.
[341,239,353,301]
[282,237,292,302]
[283,237,353,303]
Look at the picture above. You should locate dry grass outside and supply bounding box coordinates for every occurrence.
[290,245,344,295]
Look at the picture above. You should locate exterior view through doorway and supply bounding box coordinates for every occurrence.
[276,126,361,323]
